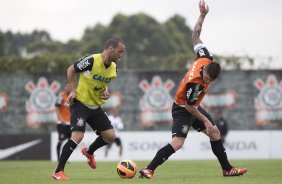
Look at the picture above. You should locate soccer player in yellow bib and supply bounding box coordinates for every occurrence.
[52,37,125,180]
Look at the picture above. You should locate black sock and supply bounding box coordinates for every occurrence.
[147,144,175,171]
[55,139,77,173]
[87,136,108,155]
[210,140,232,171]
[56,142,62,161]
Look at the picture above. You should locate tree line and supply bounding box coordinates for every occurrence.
[0,13,254,72]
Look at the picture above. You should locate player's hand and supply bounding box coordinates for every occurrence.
[203,119,215,135]
[199,0,209,16]
[101,86,110,100]
[63,102,70,107]
[66,91,76,105]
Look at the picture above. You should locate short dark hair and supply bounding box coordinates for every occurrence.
[105,37,125,49]
[205,62,221,80]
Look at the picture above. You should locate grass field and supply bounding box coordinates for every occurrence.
[0,159,281,184]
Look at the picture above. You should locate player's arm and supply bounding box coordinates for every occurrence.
[66,65,77,105]
[192,0,214,60]
[55,95,63,122]
[185,104,214,135]
[184,83,214,134]
[192,0,209,46]
[66,55,94,105]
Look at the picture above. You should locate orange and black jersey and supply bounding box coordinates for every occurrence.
[175,44,213,106]
[55,91,71,123]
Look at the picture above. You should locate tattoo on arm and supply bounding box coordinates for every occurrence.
[192,15,206,46]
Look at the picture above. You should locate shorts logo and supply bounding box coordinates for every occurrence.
[182,125,190,134]
[77,118,85,127]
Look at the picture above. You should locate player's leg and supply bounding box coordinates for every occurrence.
[56,140,63,161]
[202,126,247,176]
[87,128,115,155]
[64,124,71,140]
[86,107,115,154]
[118,145,123,157]
[53,131,84,179]
[140,102,191,179]
[56,124,71,162]
[104,144,111,157]
[221,135,226,144]
[115,137,123,157]
[193,106,232,171]
[140,136,184,178]
[82,107,115,169]
[56,124,64,162]
[82,129,115,169]
[195,106,247,176]
[52,100,88,180]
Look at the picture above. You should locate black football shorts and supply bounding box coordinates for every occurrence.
[171,102,214,138]
[70,99,113,134]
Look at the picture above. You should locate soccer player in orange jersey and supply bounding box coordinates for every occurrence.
[139,0,248,178]
[55,82,71,162]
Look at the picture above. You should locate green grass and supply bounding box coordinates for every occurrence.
[0,160,281,184]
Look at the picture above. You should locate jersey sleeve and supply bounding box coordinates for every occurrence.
[185,83,204,105]
[73,55,94,72]
[194,43,213,61]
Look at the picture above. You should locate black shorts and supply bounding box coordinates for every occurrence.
[171,102,214,138]
[70,99,113,134]
[107,137,122,148]
[57,124,71,141]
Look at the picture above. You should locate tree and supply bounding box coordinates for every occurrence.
[0,13,258,71]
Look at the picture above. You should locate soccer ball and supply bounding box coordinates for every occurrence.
[116,159,137,179]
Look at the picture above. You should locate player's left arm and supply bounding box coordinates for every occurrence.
[184,83,215,134]
[66,55,94,105]
[192,0,213,61]
[66,65,77,105]
[192,0,209,46]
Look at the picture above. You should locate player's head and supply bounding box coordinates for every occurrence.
[105,37,126,63]
[203,62,221,83]
[105,37,125,49]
